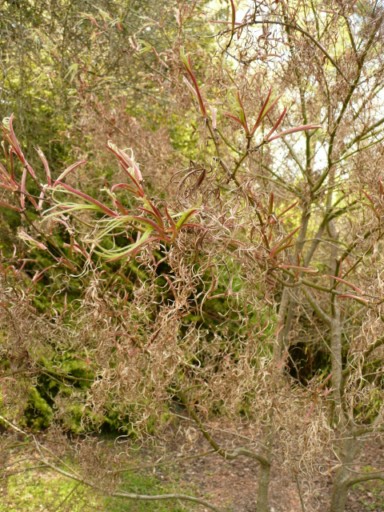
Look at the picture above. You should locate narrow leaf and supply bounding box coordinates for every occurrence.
[54,182,117,217]
[183,76,198,98]
[96,230,155,261]
[251,88,273,135]
[224,112,248,131]
[36,147,52,185]
[236,91,249,134]
[0,162,17,189]
[277,201,298,219]
[130,215,165,234]
[269,226,300,258]
[175,208,197,230]
[265,107,288,141]
[326,275,364,294]
[54,160,87,186]
[181,53,207,118]
[111,183,139,196]
[267,124,321,142]
[44,203,106,218]
[107,142,144,194]
[20,167,27,210]
[338,294,370,304]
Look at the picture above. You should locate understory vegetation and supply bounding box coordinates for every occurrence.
[0,1,383,511]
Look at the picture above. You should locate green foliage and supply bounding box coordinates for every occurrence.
[23,355,94,432]
[354,387,383,424]
[106,472,186,512]
[23,387,54,430]
[0,469,98,512]
[21,351,175,435]
[0,464,186,512]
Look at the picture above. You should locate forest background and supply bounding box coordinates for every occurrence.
[0,1,383,511]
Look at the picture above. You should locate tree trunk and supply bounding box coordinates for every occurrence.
[330,315,344,426]
[256,459,271,512]
[329,435,359,512]
[329,485,349,512]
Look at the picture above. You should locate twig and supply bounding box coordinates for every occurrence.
[179,394,270,467]
[295,473,306,512]
[39,455,222,511]
[0,414,222,512]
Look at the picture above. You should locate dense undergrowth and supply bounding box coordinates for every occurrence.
[1,2,384,512]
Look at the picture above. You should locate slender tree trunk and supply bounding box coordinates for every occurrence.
[329,435,359,512]
[254,393,276,512]
[330,314,344,426]
[329,480,349,512]
[256,459,271,512]
[276,286,293,360]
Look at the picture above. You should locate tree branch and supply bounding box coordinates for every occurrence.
[302,287,332,325]
[236,19,349,83]
[39,456,222,512]
[0,414,221,512]
[179,394,271,467]
[347,471,384,488]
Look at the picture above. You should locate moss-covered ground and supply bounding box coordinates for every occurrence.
[1,466,186,512]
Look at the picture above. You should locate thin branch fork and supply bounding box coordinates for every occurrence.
[179,394,270,467]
